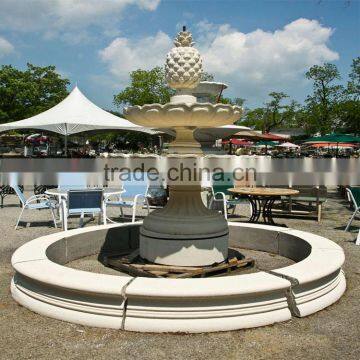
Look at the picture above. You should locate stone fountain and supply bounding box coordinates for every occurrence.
[10,27,346,333]
[124,27,242,266]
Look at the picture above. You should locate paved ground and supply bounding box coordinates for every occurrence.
[0,190,359,360]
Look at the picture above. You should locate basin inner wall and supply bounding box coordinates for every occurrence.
[46,224,140,264]
[228,226,312,262]
[46,223,312,266]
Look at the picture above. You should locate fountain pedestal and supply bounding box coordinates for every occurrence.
[139,185,229,266]
[168,127,202,154]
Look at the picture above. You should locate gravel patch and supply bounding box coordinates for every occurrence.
[0,190,359,360]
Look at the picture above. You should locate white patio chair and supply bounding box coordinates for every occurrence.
[345,187,360,232]
[62,189,103,231]
[12,185,58,229]
[104,174,150,224]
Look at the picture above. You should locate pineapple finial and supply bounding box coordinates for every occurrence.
[165,26,203,91]
[174,26,194,47]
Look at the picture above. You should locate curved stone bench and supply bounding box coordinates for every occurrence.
[11,222,346,333]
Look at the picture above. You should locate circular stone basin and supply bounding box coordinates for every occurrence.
[11,222,346,333]
[66,248,293,277]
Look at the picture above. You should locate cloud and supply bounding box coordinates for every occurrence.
[0,0,161,43]
[0,35,14,57]
[100,18,339,105]
[198,19,339,104]
[99,31,172,84]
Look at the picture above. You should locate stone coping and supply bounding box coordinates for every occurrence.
[11,222,346,332]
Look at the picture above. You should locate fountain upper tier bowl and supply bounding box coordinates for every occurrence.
[124,102,242,129]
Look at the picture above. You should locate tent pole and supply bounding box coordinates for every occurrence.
[64,123,68,157]
[64,134,68,157]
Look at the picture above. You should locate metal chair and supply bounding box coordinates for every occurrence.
[62,189,103,231]
[356,230,360,246]
[209,172,251,219]
[104,173,150,223]
[0,185,23,208]
[12,185,58,229]
[345,187,360,233]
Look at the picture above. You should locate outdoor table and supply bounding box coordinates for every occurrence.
[45,187,123,199]
[227,187,299,226]
[45,188,124,229]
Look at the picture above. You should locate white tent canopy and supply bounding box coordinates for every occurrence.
[0,86,154,136]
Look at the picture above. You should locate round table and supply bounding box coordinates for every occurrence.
[45,188,123,199]
[228,187,299,226]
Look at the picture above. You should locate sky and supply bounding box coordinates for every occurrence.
[0,0,359,111]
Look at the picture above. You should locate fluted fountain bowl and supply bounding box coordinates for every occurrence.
[124,102,242,129]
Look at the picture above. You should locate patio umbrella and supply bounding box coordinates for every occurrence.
[232,130,286,141]
[0,86,155,155]
[222,138,253,146]
[277,142,299,148]
[231,130,265,140]
[309,143,356,149]
[304,133,360,144]
[303,133,360,156]
[222,138,253,153]
[261,133,287,141]
[255,140,277,147]
[254,140,277,155]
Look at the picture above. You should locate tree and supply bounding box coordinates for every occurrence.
[347,57,360,99]
[0,63,69,124]
[305,63,343,134]
[221,97,246,106]
[262,91,289,132]
[335,57,360,135]
[113,67,173,107]
[281,100,300,127]
[242,107,266,129]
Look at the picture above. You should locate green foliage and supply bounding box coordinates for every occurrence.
[242,92,291,132]
[262,91,289,132]
[335,100,360,135]
[86,110,153,149]
[221,97,245,106]
[242,107,266,129]
[305,63,344,135]
[337,57,360,135]
[241,61,359,136]
[0,63,69,123]
[347,57,360,99]
[113,67,173,107]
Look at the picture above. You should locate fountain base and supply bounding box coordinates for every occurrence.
[139,185,229,266]
[140,233,228,266]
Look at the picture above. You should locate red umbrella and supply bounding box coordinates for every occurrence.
[223,139,253,146]
[261,133,287,141]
